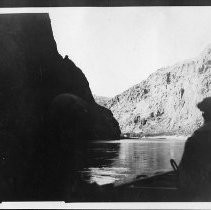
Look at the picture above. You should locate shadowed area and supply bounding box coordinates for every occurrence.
[179,97,211,201]
[0,13,120,201]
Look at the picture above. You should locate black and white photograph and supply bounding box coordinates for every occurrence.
[1,2,211,208]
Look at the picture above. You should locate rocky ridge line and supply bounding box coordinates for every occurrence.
[105,46,211,136]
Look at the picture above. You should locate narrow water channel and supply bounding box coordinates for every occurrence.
[80,138,186,186]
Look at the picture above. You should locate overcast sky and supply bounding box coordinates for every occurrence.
[1,7,211,97]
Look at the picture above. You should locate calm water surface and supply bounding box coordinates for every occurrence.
[81,138,186,186]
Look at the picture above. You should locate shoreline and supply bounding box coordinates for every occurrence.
[120,133,190,140]
[143,135,189,140]
[93,135,188,143]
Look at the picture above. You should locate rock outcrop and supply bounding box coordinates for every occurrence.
[106,46,211,136]
[0,13,120,200]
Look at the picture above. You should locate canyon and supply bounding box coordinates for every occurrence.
[100,46,211,136]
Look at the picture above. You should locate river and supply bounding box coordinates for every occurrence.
[80,137,186,186]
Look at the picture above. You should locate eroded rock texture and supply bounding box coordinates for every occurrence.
[106,46,211,136]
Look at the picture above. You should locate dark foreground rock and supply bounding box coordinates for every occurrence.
[178,97,211,201]
[68,171,187,202]
[0,13,120,201]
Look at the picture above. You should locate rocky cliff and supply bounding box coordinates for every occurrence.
[0,13,120,141]
[0,13,120,200]
[106,46,211,136]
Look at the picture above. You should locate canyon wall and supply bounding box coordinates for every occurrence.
[0,13,120,200]
[106,46,211,136]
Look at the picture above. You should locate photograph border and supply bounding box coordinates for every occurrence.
[1,0,211,209]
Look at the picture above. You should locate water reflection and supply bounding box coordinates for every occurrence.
[80,142,121,185]
[81,138,186,186]
[86,142,120,168]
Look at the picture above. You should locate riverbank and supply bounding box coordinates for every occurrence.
[95,135,188,143]
[120,133,189,141]
[143,135,189,140]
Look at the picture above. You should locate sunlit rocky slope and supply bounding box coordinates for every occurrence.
[106,46,211,136]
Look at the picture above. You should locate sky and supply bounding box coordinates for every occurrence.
[1,7,211,97]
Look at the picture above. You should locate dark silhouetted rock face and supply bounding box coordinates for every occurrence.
[0,13,120,200]
[179,97,211,201]
[106,46,211,136]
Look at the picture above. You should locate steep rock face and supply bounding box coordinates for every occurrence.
[106,46,211,136]
[0,13,120,200]
[0,13,120,142]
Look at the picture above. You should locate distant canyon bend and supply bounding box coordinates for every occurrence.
[95,46,211,136]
